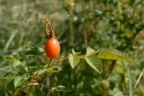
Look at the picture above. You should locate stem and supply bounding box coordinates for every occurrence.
[47,58,52,68]
[79,55,85,60]
[40,58,52,96]
[41,58,52,83]
[40,59,52,85]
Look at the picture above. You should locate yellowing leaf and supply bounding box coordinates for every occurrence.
[3,55,16,62]
[68,54,80,68]
[47,67,60,73]
[98,48,133,62]
[86,47,95,55]
[26,43,37,49]
[3,55,21,67]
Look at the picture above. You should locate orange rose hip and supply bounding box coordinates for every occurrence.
[45,37,60,58]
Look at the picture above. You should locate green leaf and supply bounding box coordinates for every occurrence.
[0,88,5,96]
[3,55,16,62]
[51,85,71,92]
[3,56,21,67]
[49,56,65,67]
[6,81,15,93]
[24,67,29,72]
[26,43,37,50]
[39,62,47,67]
[0,72,6,79]
[72,49,76,55]
[25,50,37,56]
[34,69,47,75]
[86,47,98,56]
[14,76,23,88]
[68,54,80,68]
[47,67,60,73]
[13,60,21,67]
[85,55,102,74]
[41,54,50,64]
[26,44,44,56]
[37,48,45,55]
[71,49,81,55]
[4,72,16,79]
[28,62,37,68]
[98,48,133,62]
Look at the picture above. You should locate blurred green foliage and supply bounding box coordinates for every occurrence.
[0,0,144,96]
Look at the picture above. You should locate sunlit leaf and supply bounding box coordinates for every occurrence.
[72,49,76,55]
[86,47,98,56]
[37,48,45,55]
[47,67,60,73]
[3,55,16,62]
[85,55,102,74]
[13,60,21,67]
[24,67,29,72]
[14,76,23,88]
[72,49,81,55]
[51,85,71,92]
[69,54,80,68]
[3,56,21,67]
[34,69,47,75]
[28,82,39,86]
[98,48,133,62]
[26,43,37,50]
